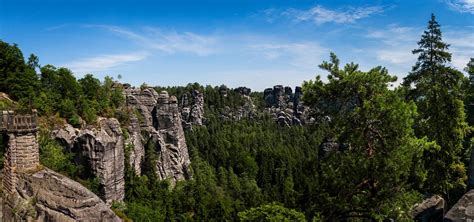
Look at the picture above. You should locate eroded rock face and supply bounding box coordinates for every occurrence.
[52,118,125,205]
[52,124,78,151]
[125,87,159,126]
[125,88,192,184]
[216,87,256,122]
[51,87,192,203]
[4,168,120,222]
[154,92,192,182]
[73,118,125,205]
[263,85,309,126]
[189,90,205,126]
[445,189,474,221]
[126,116,145,175]
[180,90,205,129]
[410,195,444,222]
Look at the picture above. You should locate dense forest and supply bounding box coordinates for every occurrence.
[1,14,474,221]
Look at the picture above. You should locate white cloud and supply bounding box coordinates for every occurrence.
[444,0,474,14]
[366,25,419,66]
[367,24,474,73]
[65,51,149,74]
[376,49,416,65]
[284,5,384,25]
[367,25,417,46]
[250,42,329,69]
[89,25,217,56]
[445,30,474,70]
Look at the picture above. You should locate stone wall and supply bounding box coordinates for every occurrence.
[3,132,39,195]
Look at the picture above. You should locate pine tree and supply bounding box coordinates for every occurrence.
[403,14,468,202]
[464,58,474,126]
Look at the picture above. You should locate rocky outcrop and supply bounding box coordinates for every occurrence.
[410,195,444,222]
[180,90,205,130]
[125,87,159,126]
[263,85,309,126]
[217,87,256,122]
[445,189,474,221]
[3,168,120,221]
[124,87,192,184]
[74,118,125,205]
[153,92,192,182]
[52,123,79,151]
[52,118,125,205]
[126,116,145,175]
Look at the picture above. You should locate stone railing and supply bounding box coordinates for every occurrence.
[0,110,38,133]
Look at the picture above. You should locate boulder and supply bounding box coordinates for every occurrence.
[52,124,79,151]
[445,190,474,221]
[3,168,120,221]
[411,195,444,222]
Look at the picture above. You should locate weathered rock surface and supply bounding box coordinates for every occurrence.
[4,168,120,221]
[180,90,205,129]
[74,118,125,205]
[125,87,192,184]
[53,118,125,205]
[125,87,159,126]
[411,195,444,222]
[445,189,474,221]
[52,123,79,151]
[153,92,192,182]
[263,85,309,126]
[126,116,145,175]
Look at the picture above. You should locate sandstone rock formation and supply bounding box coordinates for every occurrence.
[180,90,205,130]
[124,87,192,184]
[410,195,445,221]
[4,168,120,221]
[52,123,79,151]
[73,118,125,205]
[53,118,126,205]
[263,85,309,126]
[217,86,256,122]
[126,116,145,175]
[2,110,120,221]
[125,87,159,127]
[445,189,474,221]
[154,92,192,182]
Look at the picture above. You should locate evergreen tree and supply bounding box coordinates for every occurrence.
[464,58,474,126]
[303,53,426,220]
[0,40,39,102]
[402,14,468,201]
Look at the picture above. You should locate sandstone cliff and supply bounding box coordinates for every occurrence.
[124,87,192,183]
[3,168,120,221]
[263,85,310,126]
[180,90,205,130]
[53,118,125,205]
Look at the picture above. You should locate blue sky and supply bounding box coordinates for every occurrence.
[1,0,473,90]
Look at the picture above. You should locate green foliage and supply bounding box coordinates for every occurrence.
[402,14,469,202]
[238,203,306,222]
[302,53,425,219]
[38,130,79,177]
[1,15,472,221]
[0,40,39,102]
[465,58,474,126]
